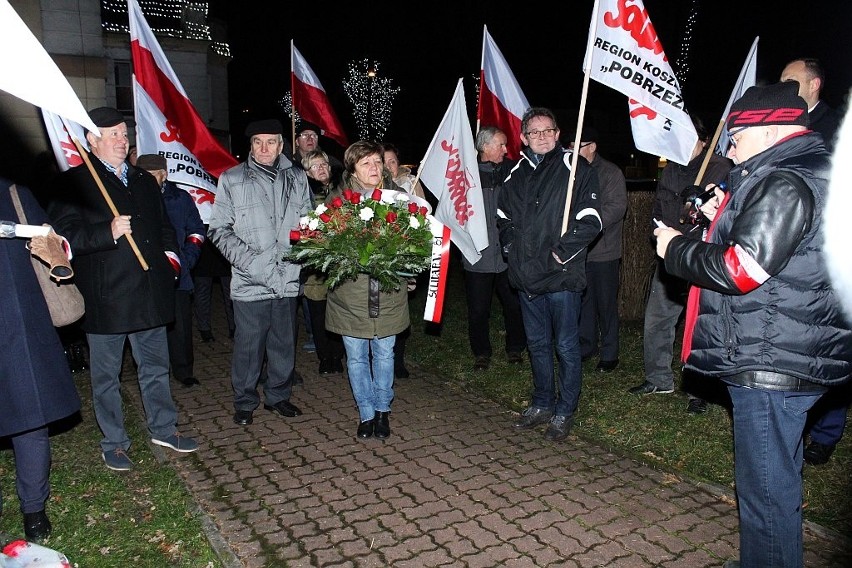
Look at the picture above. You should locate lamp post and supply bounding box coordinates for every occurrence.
[366,66,377,140]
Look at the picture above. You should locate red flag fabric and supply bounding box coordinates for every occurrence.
[478,26,530,161]
[291,42,349,148]
[128,0,237,179]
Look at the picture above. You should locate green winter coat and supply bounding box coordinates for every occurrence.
[325,275,409,339]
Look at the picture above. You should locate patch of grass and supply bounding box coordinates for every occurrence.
[0,373,219,567]
[408,261,852,537]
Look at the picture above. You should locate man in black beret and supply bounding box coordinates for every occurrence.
[654,82,852,568]
[49,107,198,471]
[208,119,313,426]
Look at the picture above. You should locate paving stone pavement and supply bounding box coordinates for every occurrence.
[148,329,852,568]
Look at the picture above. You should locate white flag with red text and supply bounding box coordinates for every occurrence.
[583,0,697,165]
[478,26,530,161]
[291,42,348,148]
[419,79,487,265]
[42,109,87,171]
[0,0,97,133]
[128,0,237,188]
[715,37,758,157]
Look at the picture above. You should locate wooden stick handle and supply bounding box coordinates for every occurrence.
[70,135,150,271]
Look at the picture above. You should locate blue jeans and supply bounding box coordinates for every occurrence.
[728,386,822,568]
[519,290,582,417]
[342,335,395,422]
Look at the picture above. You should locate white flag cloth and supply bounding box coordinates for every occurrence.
[0,0,97,133]
[715,37,759,156]
[583,0,697,165]
[128,0,236,184]
[42,109,88,171]
[419,79,488,265]
[479,26,530,160]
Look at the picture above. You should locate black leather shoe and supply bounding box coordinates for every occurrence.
[233,409,253,425]
[686,398,709,415]
[473,356,490,371]
[394,365,410,379]
[264,400,302,418]
[199,330,214,343]
[506,352,523,364]
[804,441,835,466]
[596,359,619,372]
[374,411,391,439]
[513,407,553,430]
[357,419,374,439]
[628,381,674,395]
[179,376,200,387]
[318,359,334,374]
[543,414,574,442]
[331,359,345,373]
[23,510,51,541]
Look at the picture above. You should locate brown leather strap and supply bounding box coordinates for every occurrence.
[9,184,29,224]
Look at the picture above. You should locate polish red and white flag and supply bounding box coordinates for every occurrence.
[291,42,348,148]
[478,26,530,161]
[128,0,237,191]
[583,0,697,165]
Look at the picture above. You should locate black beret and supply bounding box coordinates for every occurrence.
[245,119,283,137]
[574,125,599,143]
[135,154,167,171]
[727,81,809,131]
[88,106,135,129]
[296,121,320,136]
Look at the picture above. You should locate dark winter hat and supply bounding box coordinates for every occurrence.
[727,81,808,131]
[573,125,599,143]
[88,106,135,129]
[296,121,321,136]
[135,154,167,171]
[245,119,283,138]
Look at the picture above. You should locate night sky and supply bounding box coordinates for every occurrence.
[209,0,851,166]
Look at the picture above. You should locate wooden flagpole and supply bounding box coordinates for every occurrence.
[64,119,149,271]
[693,118,726,186]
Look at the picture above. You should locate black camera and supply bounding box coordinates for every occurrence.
[680,182,727,225]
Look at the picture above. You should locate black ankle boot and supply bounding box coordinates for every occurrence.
[23,510,52,540]
[357,418,374,439]
[374,411,391,439]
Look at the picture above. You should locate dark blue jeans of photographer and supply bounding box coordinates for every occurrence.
[728,386,821,568]
[520,290,583,418]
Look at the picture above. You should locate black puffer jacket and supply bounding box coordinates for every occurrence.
[665,132,852,390]
[497,145,601,295]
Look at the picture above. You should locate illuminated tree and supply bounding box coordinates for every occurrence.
[342,59,400,142]
[674,0,700,88]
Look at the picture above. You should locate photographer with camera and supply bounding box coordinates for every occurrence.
[628,116,732,415]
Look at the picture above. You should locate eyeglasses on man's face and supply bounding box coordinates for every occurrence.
[525,127,557,140]
[728,127,747,148]
[309,162,329,171]
[299,132,318,140]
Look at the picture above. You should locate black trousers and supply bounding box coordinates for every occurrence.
[579,259,621,361]
[167,290,194,380]
[193,275,234,335]
[464,269,526,358]
[306,298,344,363]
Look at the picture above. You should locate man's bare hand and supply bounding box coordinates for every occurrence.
[111,215,132,241]
[653,227,682,258]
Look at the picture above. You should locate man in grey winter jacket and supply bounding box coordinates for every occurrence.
[209,119,313,426]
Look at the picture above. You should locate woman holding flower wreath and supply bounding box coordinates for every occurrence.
[289,140,432,439]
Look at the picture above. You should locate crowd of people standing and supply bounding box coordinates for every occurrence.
[1,56,850,568]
